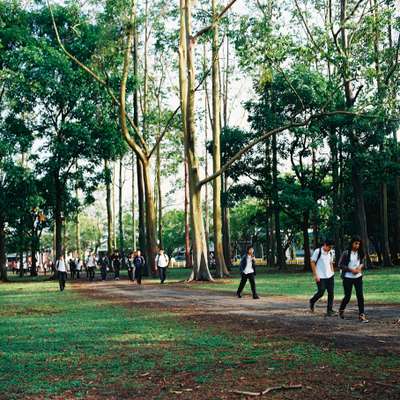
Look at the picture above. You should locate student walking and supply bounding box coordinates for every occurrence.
[236,246,259,299]
[99,255,109,281]
[113,252,121,280]
[86,253,97,281]
[309,239,336,316]
[75,258,82,279]
[127,252,135,281]
[133,250,145,285]
[69,258,76,280]
[56,255,67,291]
[155,249,169,284]
[338,236,368,323]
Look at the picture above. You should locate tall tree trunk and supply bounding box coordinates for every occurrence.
[0,217,7,282]
[380,182,392,266]
[112,162,117,251]
[75,185,81,260]
[394,176,400,263]
[184,159,192,268]
[180,0,212,280]
[156,143,163,249]
[203,43,210,257]
[222,174,231,268]
[30,217,38,277]
[133,25,146,255]
[302,211,311,271]
[131,152,136,252]
[351,155,372,267]
[142,160,157,276]
[105,159,113,257]
[55,172,63,261]
[272,133,285,269]
[212,0,229,278]
[119,157,125,257]
[222,30,232,268]
[329,127,343,261]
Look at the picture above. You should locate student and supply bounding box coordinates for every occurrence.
[113,252,121,280]
[75,258,82,279]
[133,250,145,285]
[86,252,97,281]
[69,258,76,280]
[309,239,336,316]
[56,255,67,291]
[338,236,368,323]
[99,255,109,281]
[155,249,169,284]
[127,252,135,281]
[236,246,259,299]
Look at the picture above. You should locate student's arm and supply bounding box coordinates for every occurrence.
[310,250,320,282]
[310,260,319,282]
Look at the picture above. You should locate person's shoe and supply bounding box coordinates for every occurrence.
[253,295,260,299]
[236,292,242,298]
[359,313,369,323]
[309,301,315,313]
[326,310,338,317]
[339,309,345,319]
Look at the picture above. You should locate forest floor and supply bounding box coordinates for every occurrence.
[1,272,399,400]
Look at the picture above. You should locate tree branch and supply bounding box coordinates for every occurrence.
[198,110,380,187]
[193,0,238,39]
[47,0,147,157]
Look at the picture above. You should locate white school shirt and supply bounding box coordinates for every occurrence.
[344,251,362,279]
[243,256,254,274]
[156,254,169,268]
[56,260,66,272]
[311,248,334,279]
[86,256,96,267]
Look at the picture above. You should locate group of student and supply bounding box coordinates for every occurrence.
[236,235,369,323]
[56,248,170,291]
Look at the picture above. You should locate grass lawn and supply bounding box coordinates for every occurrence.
[0,279,400,399]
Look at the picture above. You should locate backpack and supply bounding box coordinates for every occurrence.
[315,248,332,264]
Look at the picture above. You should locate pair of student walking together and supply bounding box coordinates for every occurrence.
[236,237,368,323]
[310,236,368,322]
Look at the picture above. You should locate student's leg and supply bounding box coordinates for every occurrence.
[58,273,63,291]
[163,267,167,282]
[248,274,258,298]
[326,276,335,312]
[354,276,365,315]
[339,278,353,312]
[237,274,248,295]
[136,267,142,284]
[160,268,166,283]
[310,279,326,306]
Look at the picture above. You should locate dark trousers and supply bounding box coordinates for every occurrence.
[58,271,67,291]
[128,267,134,281]
[310,276,335,311]
[100,267,107,281]
[135,266,142,284]
[88,267,95,281]
[340,276,365,315]
[114,267,120,279]
[237,273,257,297]
[76,271,80,279]
[70,270,76,280]
[158,267,167,283]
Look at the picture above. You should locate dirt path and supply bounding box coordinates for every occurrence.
[75,280,400,354]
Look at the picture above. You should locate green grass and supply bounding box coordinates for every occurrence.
[0,279,400,398]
